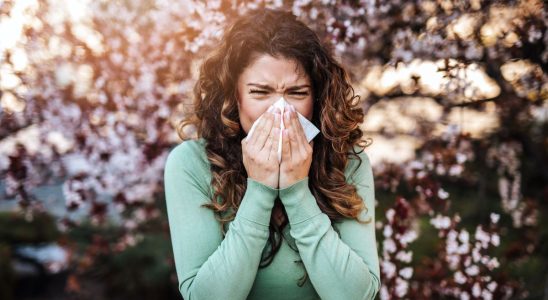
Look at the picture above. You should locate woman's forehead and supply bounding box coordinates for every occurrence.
[241,54,310,87]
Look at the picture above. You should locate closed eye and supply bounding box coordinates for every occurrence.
[249,90,309,96]
[250,89,268,94]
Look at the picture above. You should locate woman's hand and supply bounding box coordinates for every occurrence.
[279,104,314,189]
[241,106,282,189]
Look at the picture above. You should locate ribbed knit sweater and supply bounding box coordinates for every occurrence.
[163,138,381,300]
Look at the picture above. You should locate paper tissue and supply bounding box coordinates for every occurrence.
[246,97,320,162]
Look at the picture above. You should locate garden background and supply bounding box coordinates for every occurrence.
[0,0,546,299]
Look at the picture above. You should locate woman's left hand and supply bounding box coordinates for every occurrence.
[279,105,314,189]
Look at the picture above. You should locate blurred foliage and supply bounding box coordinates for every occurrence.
[0,243,15,300]
[62,192,180,299]
[0,211,59,300]
[0,211,60,244]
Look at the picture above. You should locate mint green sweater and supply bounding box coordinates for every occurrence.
[164,138,381,300]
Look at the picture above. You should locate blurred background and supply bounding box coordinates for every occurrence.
[0,0,546,299]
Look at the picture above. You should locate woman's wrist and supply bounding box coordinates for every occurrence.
[236,178,279,227]
[278,177,323,225]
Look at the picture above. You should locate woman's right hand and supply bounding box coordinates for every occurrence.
[241,106,281,189]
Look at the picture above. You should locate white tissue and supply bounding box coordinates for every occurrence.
[246,97,320,162]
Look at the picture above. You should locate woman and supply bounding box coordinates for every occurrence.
[164,8,380,300]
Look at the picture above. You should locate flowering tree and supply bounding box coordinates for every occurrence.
[1,0,546,298]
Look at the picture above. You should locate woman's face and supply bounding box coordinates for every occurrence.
[236,54,314,134]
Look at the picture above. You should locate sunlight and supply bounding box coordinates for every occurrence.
[361,59,500,101]
[445,103,499,138]
[0,0,38,53]
[361,132,420,165]
[9,47,29,72]
[1,91,26,113]
[501,60,536,82]
[447,14,478,40]
[0,65,21,90]
[462,63,501,99]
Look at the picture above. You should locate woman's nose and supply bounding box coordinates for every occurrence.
[269,96,292,109]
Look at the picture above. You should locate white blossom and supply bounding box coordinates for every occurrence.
[395,251,412,263]
[383,225,393,237]
[431,214,451,229]
[386,208,395,222]
[472,282,482,297]
[458,229,469,243]
[490,213,500,224]
[394,277,409,297]
[382,260,396,279]
[399,267,413,279]
[454,270,467,284]
[465,265,479,276]
[437,188,450,199]
[383,238,397,254]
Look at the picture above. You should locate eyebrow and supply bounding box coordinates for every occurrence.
[247,83,311,91]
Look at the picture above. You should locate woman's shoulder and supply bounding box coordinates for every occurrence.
[165,138,209,170]
[164,138,213,204]
[346,144,372,166]
[345,144,373,183]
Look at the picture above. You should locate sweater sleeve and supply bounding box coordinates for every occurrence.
[279,150,381,300]
[163,142,278,300]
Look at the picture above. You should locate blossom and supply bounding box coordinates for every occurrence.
[399,267,413,279]
[395,251,412,263]
[465,265,479,276]
[490,213,500,224]
[382,260,396,279]
[394,277,409,297]
[383,238,397,254]
[383,225,393,237]
[431,214,451,229]
[454,271,467,284]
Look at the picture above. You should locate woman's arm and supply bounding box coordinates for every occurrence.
[279,150,381,300]
[164,142,277,300]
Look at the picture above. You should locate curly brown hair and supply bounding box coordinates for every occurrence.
[177,8,372,272]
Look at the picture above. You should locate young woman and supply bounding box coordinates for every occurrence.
[164,8,380,300]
